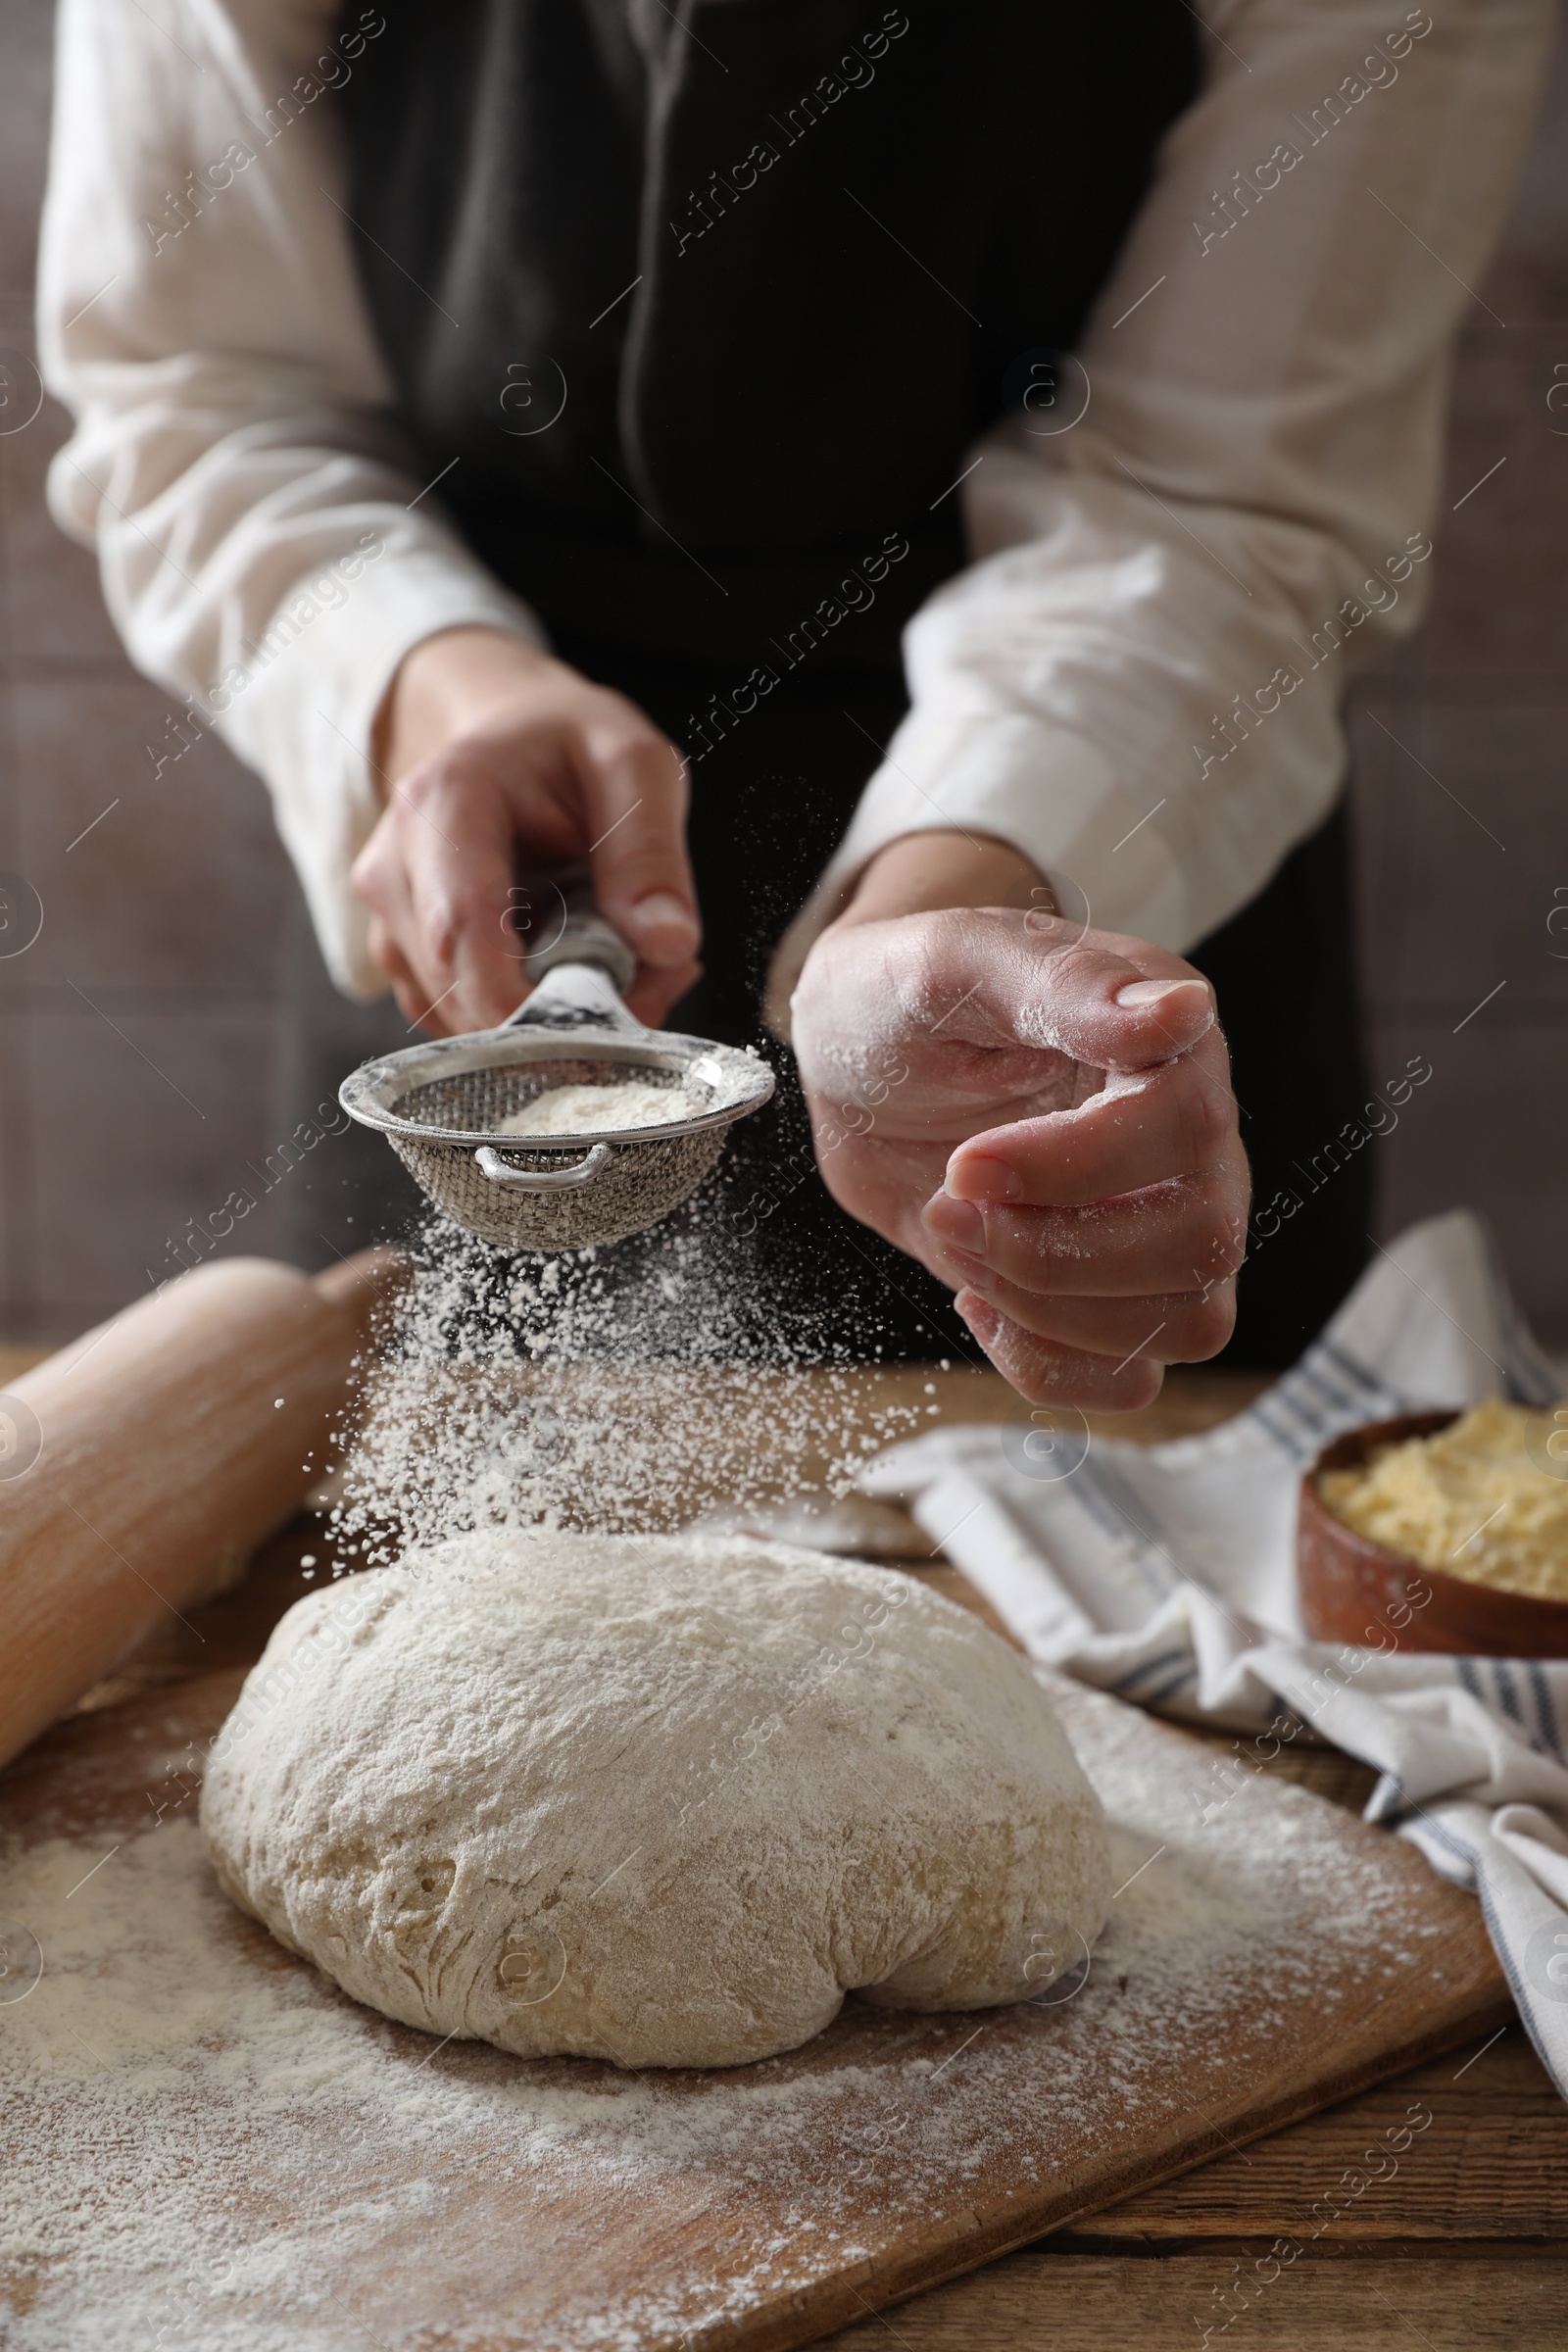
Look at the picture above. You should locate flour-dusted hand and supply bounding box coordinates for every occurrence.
[791,888,1249,1409]
[353,627,702,1033]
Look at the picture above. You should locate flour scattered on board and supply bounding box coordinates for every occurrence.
[0,1682,1430,2352]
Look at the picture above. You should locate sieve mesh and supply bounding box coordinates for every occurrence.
[339,938,775,1251]
[340,1006,772,1253]
[385,1056,729,1250]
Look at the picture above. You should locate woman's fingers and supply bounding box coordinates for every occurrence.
[943,1266,1237,1360]
[364,917,432,1031]
[621,955,706,1028]
[956,1293,1166,1411]
[354,668,702,1036]
[1007,934,1217,1069]
[793,906,1208,1104]
[921,1172,1248,1298]
[368,758,526,1033]
[891,908,1217,1068]
[789,899,1250,1415]
[571,714,701,973]
[945,1043,1237,1208]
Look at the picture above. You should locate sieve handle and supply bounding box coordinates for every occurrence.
[512,871,637,997]
[474,1142,613,1189]
[503,954,651,1037]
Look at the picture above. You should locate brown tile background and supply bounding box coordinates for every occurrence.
[0,0,297,1342]
[0,3,1564,1345]
[1341,12,1568,1345]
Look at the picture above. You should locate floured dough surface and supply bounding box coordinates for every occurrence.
[200,1534,1111,2069]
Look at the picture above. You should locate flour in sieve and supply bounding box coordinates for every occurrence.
[492,1080,702,1138]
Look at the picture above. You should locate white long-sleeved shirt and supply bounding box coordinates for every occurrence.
[38,0,1551,1004]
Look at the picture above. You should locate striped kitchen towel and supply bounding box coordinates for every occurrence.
[860,1210,1568,2095]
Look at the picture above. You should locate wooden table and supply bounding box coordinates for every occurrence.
[46,1358,1568,2350]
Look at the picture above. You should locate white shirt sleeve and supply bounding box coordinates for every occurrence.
[38,0,545,999]
[40,2,1553,1011]
[769,0,1554,1015]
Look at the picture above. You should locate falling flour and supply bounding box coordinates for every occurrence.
[493,1081,701,1137]
[326,1201,930,1566]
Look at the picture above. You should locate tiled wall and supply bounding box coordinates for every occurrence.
[0,2,297,1343]
[1344,16,1568,1342]
[1,3,1564,1347]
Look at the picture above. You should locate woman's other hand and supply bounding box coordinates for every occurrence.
[790,832,1249,1408]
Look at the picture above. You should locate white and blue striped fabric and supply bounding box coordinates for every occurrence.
[860,1211,1568,2096]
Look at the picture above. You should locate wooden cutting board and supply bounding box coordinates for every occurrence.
[0,1655,1505,2352]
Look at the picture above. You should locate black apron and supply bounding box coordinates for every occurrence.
[337,0,1199,659]
[285,0,1369,1368]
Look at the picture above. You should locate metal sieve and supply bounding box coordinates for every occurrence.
[338,894,773,1251]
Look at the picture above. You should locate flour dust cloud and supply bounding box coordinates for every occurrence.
[328,1192,926,1568]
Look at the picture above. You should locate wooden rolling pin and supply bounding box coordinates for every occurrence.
[0,1249,406,1771]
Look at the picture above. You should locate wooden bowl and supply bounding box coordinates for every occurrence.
[1298,1410,1568,1658]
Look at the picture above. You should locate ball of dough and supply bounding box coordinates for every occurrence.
[200,1534,1110,2069]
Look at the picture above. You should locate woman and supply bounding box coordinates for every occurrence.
[38,0,1547,1396]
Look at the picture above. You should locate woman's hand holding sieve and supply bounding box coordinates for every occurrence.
[791,892,1249,1410]
[353,627,701,1033]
